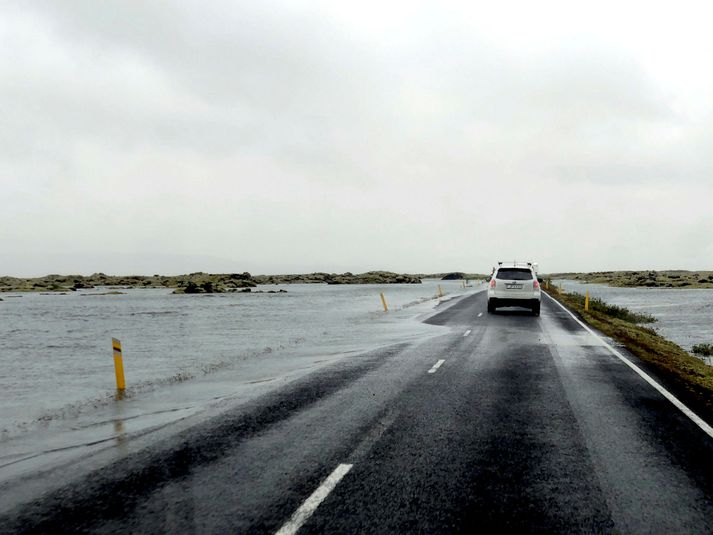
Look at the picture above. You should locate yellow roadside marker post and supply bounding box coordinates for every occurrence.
[585,290,590,311]
[380,292,388,312]
[438,284,444,298]
[112,338,126,393]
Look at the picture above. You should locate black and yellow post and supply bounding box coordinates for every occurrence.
[112,338,126,394]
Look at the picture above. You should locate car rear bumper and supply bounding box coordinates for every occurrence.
[488,297,540,308]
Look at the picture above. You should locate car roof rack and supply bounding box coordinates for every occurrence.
[497,260,533,268]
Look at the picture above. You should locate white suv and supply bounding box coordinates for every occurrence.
[487,262,541,315]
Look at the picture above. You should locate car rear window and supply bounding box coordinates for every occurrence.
[496,268,533,280]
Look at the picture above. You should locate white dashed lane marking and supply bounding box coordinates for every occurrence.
[477,312,483,317]
[428,359,446,374]
[463,329,471,337]
[275,463,353,535]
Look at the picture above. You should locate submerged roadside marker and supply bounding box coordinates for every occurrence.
[585,290,590,311]
[112,338,126,392]
[380,292,388,312]
[438,284,444,298]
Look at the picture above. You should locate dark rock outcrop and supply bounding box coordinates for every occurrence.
[1,269,429,292]
[251,272,421,284]
[324,271,421,285]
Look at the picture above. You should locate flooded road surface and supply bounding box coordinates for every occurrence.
[0,280,478,488]
[3,291,713,533]
[0,280,475,437]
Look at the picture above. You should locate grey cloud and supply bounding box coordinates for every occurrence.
[1,2,711,275]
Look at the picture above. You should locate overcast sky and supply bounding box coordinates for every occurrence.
[2,1,712,276]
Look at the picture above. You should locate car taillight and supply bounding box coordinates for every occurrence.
[490,279,496,288]
[533,280,540,289]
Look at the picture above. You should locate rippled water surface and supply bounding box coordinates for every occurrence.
[0,280,474,437]
[555,280,713,355]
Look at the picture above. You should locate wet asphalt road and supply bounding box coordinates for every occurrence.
[3,291,713,534]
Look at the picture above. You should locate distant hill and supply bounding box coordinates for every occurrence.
[546,270,713,288]
[0,270,424,293]
[415,273,488,281]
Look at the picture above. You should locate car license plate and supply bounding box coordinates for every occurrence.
[506,284,523,289]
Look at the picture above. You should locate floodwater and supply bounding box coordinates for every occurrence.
[0,280,475,443]
[555,280,713,360]
[5,277,708,498]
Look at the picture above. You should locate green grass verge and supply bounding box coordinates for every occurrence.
[543,283,713,421]
[692,343,713,357]
[557,291,657,324]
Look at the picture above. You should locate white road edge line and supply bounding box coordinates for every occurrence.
[275,463,353,535]
[477,312,483,317]
[543,292,713,439]
[463,329,472,337]
[428,359,446,374]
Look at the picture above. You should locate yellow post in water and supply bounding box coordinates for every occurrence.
[438,284,444,298]
[112,338,126,391]
[585,290,590,311]
[545,279,550,290]
[380,292,388,312]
